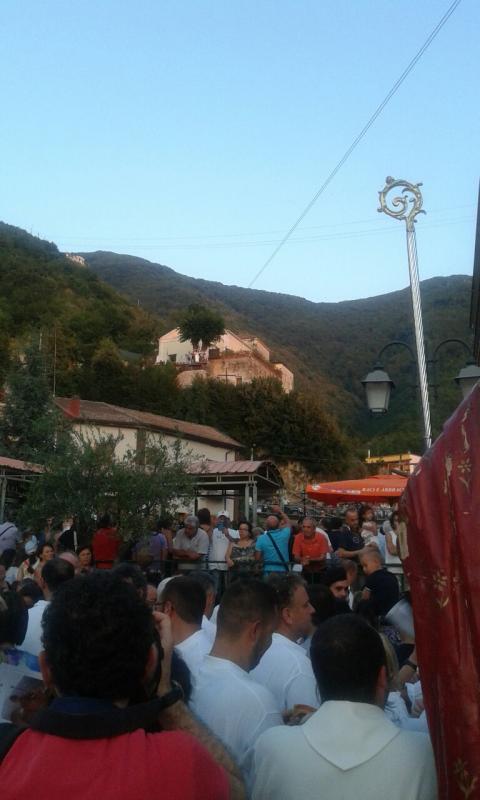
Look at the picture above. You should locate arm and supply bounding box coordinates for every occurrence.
[271,504,291,528]
[154,612,246,800]
[226,541,234,568]
[385,532,398,556]
[172,548,203,561]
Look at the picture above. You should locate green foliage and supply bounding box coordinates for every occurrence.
[19,430,194,541]
[0,339,60,461]
[85,247,473,454]
[0,223,161,389]
[177,304,225,351]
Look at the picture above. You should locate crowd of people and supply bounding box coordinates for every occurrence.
[0,502,437,798]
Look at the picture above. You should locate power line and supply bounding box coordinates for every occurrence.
[56,215,473,252]
[247,0,463,289]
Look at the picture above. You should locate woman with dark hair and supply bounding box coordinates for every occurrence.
[226,521,256,576]
[33,543,55,584]
[77,545,94,574]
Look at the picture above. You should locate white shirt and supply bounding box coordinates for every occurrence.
[192,655,282,787]
[174,628,212,679]
[21,600,50,657]
[251,632,319,710]
[208,528,230,571]
[253,700,437,800]
[202,615,216,641]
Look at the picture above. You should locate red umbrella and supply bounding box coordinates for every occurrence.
[306,473,408,503]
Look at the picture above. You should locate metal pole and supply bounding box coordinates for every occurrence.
[405,220,432,449]
[244,483,250,522]
[378,177,432,451]
[252,483,258,526]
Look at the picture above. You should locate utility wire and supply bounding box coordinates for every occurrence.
[247,0,463,289]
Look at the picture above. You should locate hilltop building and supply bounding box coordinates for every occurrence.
[155,328,294,393]
[365,453,421,476]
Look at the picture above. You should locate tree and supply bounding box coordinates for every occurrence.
[177,304,225,352]
[0,338,59,462]
[19,430,194,542]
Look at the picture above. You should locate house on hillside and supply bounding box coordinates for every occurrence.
[365,453,421,476]
[155,328,294,393]
[55,397,244,517]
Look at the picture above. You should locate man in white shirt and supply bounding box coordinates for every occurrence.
[21,558,75,661]
[252,614,437,800]
[191,579,283,788]
[159,576,212,679]
[251,574,318,710]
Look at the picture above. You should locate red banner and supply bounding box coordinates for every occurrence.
[401,384,480,799]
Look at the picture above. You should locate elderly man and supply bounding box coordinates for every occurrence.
[255,508,291,574]
[292,518,329,583]
[172,515,209,573]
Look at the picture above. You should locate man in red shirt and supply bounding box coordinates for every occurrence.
[292,518,329,583]
[0,572,245,800]
[91,514,121,569]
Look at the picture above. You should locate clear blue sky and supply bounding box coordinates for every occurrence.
[1,0,478,302]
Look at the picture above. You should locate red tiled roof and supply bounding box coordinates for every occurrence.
[188,460,267,475]
[55,398,242,450]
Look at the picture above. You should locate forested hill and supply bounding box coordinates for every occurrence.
[0,221,472,456]
[81,250,473,453]
[0,223,161,375]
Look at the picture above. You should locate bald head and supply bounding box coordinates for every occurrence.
[360,548,383,575]
[265,515,280,531]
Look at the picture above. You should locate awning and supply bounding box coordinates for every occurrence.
[306,474,408,503]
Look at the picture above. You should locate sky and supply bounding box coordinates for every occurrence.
[1,0,478,303]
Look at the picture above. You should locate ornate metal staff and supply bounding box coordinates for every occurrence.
[378,177,432,450]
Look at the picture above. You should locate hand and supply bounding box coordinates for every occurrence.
[227,558,234,568]
[301,556,310,566]
[153,610,173,695]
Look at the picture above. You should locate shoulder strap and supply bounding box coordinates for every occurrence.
[0,524,14,539]
[0,723,24,763]
[266,531,290,572]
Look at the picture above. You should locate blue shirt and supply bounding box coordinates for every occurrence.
[255,527,291,573]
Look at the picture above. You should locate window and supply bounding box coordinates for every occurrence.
[168,354,177,363]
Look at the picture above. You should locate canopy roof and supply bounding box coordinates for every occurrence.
[306,473,408,503]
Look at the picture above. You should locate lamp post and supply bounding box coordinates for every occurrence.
[378,177,432,450]
[362,338,480,439]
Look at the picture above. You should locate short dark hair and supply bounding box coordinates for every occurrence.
[41,558,75,592]
[311,614,386,704]
[160,577,205,626]
[190,571,216,597]
[18,578,44,606]
[321,566,347,587]
[267,573,305,611]
[113,562,148,599]
[42,573,156,700]
[218,579,277,637]
[307,583,336,626]
[197,508,211,526]
[0,590,28,645]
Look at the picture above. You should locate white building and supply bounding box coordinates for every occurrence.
[156,328,294,393]
[55,397,243,517]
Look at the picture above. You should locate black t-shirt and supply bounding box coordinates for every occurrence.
[365,568,400,617]
[329,525,363,552]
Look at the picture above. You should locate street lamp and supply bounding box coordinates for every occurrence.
[363,338,478,431]
[454,360,480,398]
[361,365,395,414]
